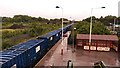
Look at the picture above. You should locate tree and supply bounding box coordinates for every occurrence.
[2,17,12,23]
[92,22,112,35]
[29,23,43,37]
[82,16,98,23]
[100,15,117,26]
[38,17,42,21]
[82,15,118,26]
[76,21,112,35]
[104,15,116,23]
[2,15,50,23]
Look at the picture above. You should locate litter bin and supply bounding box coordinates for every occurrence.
[67,60,73,68]
[94,61,106,68]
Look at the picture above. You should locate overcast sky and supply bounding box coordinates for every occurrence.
[0,0,120,21]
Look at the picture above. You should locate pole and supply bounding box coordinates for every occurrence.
[72,20,75,51]
[89,8,93,53]
[62,8,63,46]
[113,18,116,32]
[73,20,74,48]
[89,7,105,53]
[56,6,64,55]
[61,8,64,55]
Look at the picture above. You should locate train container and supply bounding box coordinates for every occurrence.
[4,48,28,67]
[61,24,73,33]
[50,29,62,43]
[10,39,46,67]
[56,24,73,36]
[0,49,26,68]
[0,58,12,68]
[5,49,26,68]
[37,32,56,49]
[68,23,73,28]
[13,50,27,68]
[56,29,62,39]
[62,27,66,34]
[58,28,62,35]
[0,56,15,67]
[0,49,17,68]
[59,28,66,34]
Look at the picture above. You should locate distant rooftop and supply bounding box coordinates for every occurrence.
[77,34,119,41]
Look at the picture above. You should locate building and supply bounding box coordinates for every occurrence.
[76,34,119,51]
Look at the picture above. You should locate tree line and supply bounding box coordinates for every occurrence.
[83,15,120,26]
[3,15,120,26]
[2,15,68,23]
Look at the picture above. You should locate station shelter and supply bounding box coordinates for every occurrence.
[76,34,119,51]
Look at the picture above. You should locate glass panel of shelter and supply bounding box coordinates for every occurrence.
[91,40,96,46]
[78,40,83,46]
[97,41,110,47]
[98,41,104,47]
[78,40,82,44]
[84,40,89,46]
[83,40,112,47]
[84,40,96,46]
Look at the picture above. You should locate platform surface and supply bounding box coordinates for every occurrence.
[35,31,120,68]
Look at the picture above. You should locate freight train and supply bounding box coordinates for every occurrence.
[0,23,73,68]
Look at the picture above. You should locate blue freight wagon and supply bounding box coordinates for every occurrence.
[50,29,62,43]
[37,32,56,49]
[0,49,26,68]
[59,28,66,34]
[10,39,47,67]
[63,27,67,34]
[58,28,62,34]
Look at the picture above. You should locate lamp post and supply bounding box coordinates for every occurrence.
[56,6,64,55]
[89,7,105,53]
[113,18,116,32]
[70,17,75,48]
[73,27,76,48]
[72,20,75,48]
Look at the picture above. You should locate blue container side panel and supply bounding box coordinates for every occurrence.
[1,49,27,68]
[0,55,16,67]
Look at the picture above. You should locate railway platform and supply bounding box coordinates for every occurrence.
[34,31,120,68]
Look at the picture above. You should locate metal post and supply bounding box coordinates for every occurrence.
[56,6,64,55]
[113,18,116,32]
[71,20,74,48]
[89,8,93,53]
[61,8,64,54]
[73,21,74,48]
[73,20,75,53]
[89,7,105,53]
